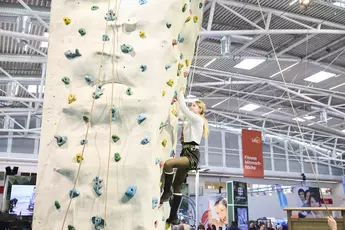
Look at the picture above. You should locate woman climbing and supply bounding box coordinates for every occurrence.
[160,87,209,225]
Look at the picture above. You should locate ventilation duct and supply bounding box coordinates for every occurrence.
[220,36,231,56]
[15,15,32,48]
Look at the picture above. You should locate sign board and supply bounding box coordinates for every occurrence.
[242,129,264,178]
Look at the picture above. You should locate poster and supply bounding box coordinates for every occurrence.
[200,196,228,229]
[242,129,264,178]
[233,182,248,205]
[235,206,248,230]
[296,186,322,218]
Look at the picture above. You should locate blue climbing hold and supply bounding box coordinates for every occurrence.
[170,150,175,157]
[159,121,169,130]
[140,65,147,72]
[80,139,88,145]
[120,44,134,53]
[178,34,184,43]
[155,158,160,165]
[105,10,115,21]
[165,64,171,70]
[152,197,159,209]
[139,0,147,5]
[54,135,67,147]
[64,49,81,60]
[111,105,117,121]
[85,75,94,85]
[137,114,147,124]
[199,2,203,8]
[93,84,103,99]
[69,188,80,198]
[93,176,103,197]
[141,137,150,145]
[102,34,110,41]
[125,186,137,198]
[91,216,105,230]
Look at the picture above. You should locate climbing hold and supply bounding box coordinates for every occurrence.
[184,71,189,78]
[102,34,110,41]
[65,49,81,60]
[139,31,146,38]
[69,188,80,198]
[159,121,169,130]
[140,64,147,72]
[171,94,177,105]
[68,225,76,230]
[61,76,70,85]
[137,114,147,124]
[172,39,178,46]
[120,44,134,53]
[93,85,103,99]
[114,152,121,162]
[91,5,99,10]
[139,0,147,5]
[166,23,172,29]
[112,135,120,143]
[91,216,105,230]
[185,59,190,67]
[111,105,117,121]
[170,150,176,157]
[162,139,167,147]
[76,153,84,163]
[155,220,158,228]
[54,200,61,209]
[78,28,86,36]
[68,94,77,104]
[85,75,94,85]
[83,115,89,123]
[105,10,115,21]
[193,16,198,23]
[155,158,160,165]
[152,197,159,209]
[162,90,166,96]
[189,9,193,14]
[185,16,191,23]
[199,2,203,8]
[80,139,88,145]
[125,186,137,198]
[63,17,71,25]
[165,64,171,70]
[54,135,67,147]
[178,63,184,71]
[178,34,184,43]
[166,79,174,87]
[159,160,164,168]
[171,109,177,116]
[93,177,103,197]
[180,53,184,60]
[126,88,133,95]
[141,137,150,145]
[182,4,187,12]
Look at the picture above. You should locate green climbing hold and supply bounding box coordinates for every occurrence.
[61,76,70,85]
[68,225,76,230]
[182,4,187,12]
[126,88,133,96]
[120,44,134,53]
[78,28,86,36]
[54,200,61,209]
[114,152,121,162]
[112,135,120,143]
[91,5,99,10]
[83,116,89,123]
[199,2,203,8]
[180,53,184,60]
[166,23,172,29]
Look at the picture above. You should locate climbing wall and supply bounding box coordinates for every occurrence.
[33,0,204,229]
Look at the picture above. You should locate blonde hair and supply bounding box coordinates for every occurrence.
[195,100,209,137]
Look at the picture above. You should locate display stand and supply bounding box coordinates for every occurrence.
[284,207,345,230]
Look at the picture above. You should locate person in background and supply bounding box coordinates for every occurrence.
[328,216,337,230]
[276,225,283,230]
[218,227,223,230]
[305,193,323,218]
[249,222,257,230]
[267,224,274,230]
[197,224,206,230]
[227,221,239,230]
[211,225,217,230]
[259,224,267,230]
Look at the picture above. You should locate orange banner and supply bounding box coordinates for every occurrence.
[242,129,264,178]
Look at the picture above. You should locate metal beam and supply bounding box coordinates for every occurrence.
[0,54,47,63]
[0,76,41,84]
[0,29,49,42]
[0,6,50,19]
[0,96,44,103]
[200,29,345,36]
[207,0,217,31]
[276,34,317,57]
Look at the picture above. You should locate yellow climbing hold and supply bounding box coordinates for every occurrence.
[162,139,167,147]
[172,109,177,116]
[185,59,190,67]
[193,16,198,23]
[68,94,77,104]
[185,16,191,23]
[178,63,184,71]
[166,79,174,87]
[76,153,84,163]
[139,31,146,38]
[162,90,166,96]
[63,16,71,25]
[160,182,162,188]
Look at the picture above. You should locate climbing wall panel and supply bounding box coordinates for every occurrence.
[33,0,204,229]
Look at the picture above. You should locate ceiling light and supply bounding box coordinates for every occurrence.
[333,2,345,7]
[262,108,281,117]
[342,130,345,133]
[303,116,315,120]
[28,85,37,93]
[204,58,217,68]
[239,103,261,111]
[304,71,336,83]
[40,32,49,48]
[292,117,305,122]
[234,59,265,70]
[330,82,345,90]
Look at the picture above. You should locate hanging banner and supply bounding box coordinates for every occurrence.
[242,129,264,178]
[276,185,288,208]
